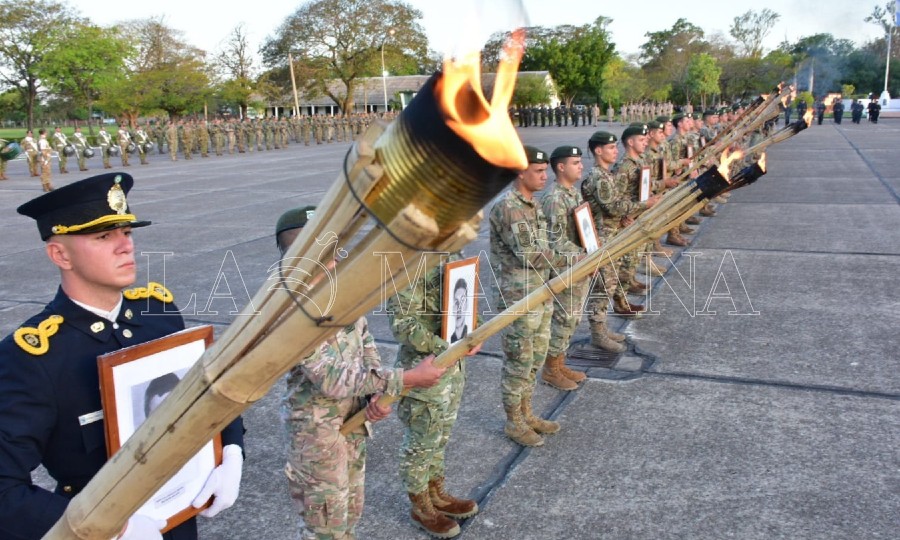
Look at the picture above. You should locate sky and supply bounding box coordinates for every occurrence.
[75,0,889,63]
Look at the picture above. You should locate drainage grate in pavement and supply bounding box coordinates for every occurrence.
[565,338,621,368]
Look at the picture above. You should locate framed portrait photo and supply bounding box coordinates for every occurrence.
[573,202,600,254]
[442,256,479,344]
[639,166,651,202]
[98,325,221,532]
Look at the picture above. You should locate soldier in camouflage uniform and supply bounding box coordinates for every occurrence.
[582,130,660,318]
[197,120,210,158]
[51,127,70,174]
[180,120,193,160]
[489,145,565,448]
[276,207,446,540]
[540,146,590,391]
[644,119,681,264]
[388,252,482,539]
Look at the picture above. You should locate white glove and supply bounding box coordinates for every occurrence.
[191,444,243,517]
[115,514,166,540]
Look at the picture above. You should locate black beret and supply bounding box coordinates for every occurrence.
[589,131,617,145]
[550,145,582,160]
[671,113,687,124]
[523,145,549,164]
[276,205,317,236]
[647,120,664,130]
[621,124,649,142]
[655,115,671,124]
[17,172,150,241]
[702,109,718,117]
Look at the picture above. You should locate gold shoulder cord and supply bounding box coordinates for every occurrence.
[14,315,64,356]
[123,281,174,303]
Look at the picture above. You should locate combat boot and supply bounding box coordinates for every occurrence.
[429,477,478,519]
[521,390,560,434]
[666,231,688,247]
[679,223,696,234]
[590,322,626,353]
[627,277,647,294]
[503,403,544,447]
[557,354,586,384]
[606,325,627,342]
[640,259,665,278]
[408,491,460,538]
[685,216,702,225]
[653,239,674,257]
[613,296,643,318]
[700,204,717,217]
[540,353,578,391]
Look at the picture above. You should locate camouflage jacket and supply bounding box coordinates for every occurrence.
[489,188,561,305]
[581,165,645,233]
[613,154,645,203]
[284,317,404,421]
[540,183,586,268]
[387,253,471,403]
[670,132,693,160]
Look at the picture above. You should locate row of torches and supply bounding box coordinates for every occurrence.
[44,29,812,539]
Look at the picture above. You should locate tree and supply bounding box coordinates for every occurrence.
[788,34,854,95]
[521,17,616,106]
[39,22,132,128]
[215,24,255,118]
[0,0,77,129]
[599,55,649,107]
[729,9,780,59]
[99,17,210,122]
[511,74,550,105]
[261,0,428,113]
[685,53,721,109]
[639,19,709,105]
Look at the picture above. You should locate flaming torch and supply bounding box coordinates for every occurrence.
[743,109,814,156]
[44,29,529,540]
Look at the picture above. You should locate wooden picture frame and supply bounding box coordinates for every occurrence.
[639,166,651,201]
[442,256,479,344]
[686,144,694,159]
[98,325,222,532]
[573,202,600,254]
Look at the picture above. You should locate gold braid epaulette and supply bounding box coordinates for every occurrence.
[123,281,174,303]
[14,315,64,356]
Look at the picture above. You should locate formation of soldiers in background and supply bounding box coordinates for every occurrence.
[6,111,400,188]
[510,101,676,128]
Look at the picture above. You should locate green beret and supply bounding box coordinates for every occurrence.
[718,108,729,115]
[647,120,664,130]
[588,131,617,145]
[731,102,742,111]
[550,145,582,160]
[523,145,549,164]
[622,124,648,142]
[702,109,718,117]
[691,112,702,120]
[655,115,671,124]
[671,112,686,124]
[276,205,316,236]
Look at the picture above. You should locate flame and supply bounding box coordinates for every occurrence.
[803,109,813,127]
[758,153,766,173]
[717,148,744,181]
[437,28,527,170]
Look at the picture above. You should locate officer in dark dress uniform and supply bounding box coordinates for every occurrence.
[0,173,245,540]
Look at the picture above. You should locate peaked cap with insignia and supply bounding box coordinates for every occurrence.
[17,172,149,241]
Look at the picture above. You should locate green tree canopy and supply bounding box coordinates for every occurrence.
[260,0,428,113]
[685,53,721,109]
[729,9,781,59]
[639,18,709,105]
[0,0,78,129]
[520,17,616,106]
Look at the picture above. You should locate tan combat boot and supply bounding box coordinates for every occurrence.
[590,322,626,353]
[666,230,688,247]
[679,222,696,234]
[685,215,702,225]
[504,403,544,447]
[521,390,560,434]
[556,353,586,384]
[409,491,460,538]
[653,239,674,257]
[541,353,578,390]
[613,295,643,318]
[429,477,479,519]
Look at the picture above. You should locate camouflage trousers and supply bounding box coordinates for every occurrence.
[501,299,552,407]
[585,265,617,323]
[397,364,465,494]
[547,278,589,357]
[167,138,178,160]
[284,412,367,540]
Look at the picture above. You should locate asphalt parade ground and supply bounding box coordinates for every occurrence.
[1,118,898,539]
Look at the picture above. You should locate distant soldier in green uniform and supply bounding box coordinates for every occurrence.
[180,121,193,160]
[96,126,113,169]
[51,127,70,174]
[388,252,481,539]
[489,146,565,448]
[197,119,210,158]
[132,124,150,165]
[210,119,223,156]
[275,207,445,540]
[116,123,132,167]
[241,118,254,153]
